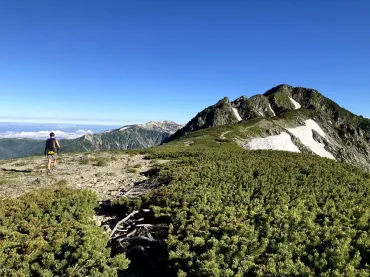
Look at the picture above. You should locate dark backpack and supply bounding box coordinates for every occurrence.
[46,138,57,153]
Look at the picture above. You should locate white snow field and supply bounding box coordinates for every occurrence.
[232,108,242,121]
[289,97,302,109]
[245,119,335,160]
[287,119,335,159]
[268,104,276,116]
[119,127,129,131]
[246,132,300,152]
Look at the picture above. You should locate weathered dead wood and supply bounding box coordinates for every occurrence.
[109,209,151,240]
[110,210,139,239]
[126,229,137,237]
[136,224,153,228]
[123,188,134,197]
[118,236,156,242]
[116,228,128,232]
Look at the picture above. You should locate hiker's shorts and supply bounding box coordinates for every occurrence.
[47,153,57,161]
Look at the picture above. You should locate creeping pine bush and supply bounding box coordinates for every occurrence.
[136,147,370,277]
[0,186,129,276]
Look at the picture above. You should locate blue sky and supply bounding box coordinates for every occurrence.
[0,0,369,125]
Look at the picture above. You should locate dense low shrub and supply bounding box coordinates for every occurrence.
[136,148,370,276]
[0,186,129,276]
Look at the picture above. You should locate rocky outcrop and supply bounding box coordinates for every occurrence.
[169,98,239,141]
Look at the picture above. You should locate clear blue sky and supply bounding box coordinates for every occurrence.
[0,0,369,125]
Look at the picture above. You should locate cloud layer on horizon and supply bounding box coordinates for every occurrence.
[0,130,93,140]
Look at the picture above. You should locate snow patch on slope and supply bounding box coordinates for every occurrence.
[119,127,130,131]
[287,119,335,159]
[268,104,276,116]
[232,108,242,121]
[246,132,300,153]
[289,97,301,109]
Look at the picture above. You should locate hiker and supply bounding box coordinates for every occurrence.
[44,132,60,173]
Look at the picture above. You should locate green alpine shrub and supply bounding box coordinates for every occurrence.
[0,186,129,276]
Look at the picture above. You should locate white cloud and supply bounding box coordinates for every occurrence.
[0,130,93,140]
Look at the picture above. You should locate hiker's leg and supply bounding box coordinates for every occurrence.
[47,158,52,170]
[53,154,57,167]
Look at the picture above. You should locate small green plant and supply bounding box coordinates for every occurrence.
[132,163,141,168]
[127,168,137,174]
[0,180,9,186]
[150,160,158,165]
[106,172,117,177]
[55,179,68,186]
[96,160,108,167]
[13,161,27,166]
[79,158,90,165]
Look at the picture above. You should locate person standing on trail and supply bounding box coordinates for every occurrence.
[45,132,60,174]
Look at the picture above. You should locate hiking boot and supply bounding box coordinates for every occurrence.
[47,169,52,174]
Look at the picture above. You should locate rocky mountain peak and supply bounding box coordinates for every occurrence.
[263,84,293,96]
[166,85,370,169]
[137,121,183,133]
[216,97,230,105]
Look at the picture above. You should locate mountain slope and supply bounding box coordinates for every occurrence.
[168,98,240,141]
[0,138,45,160]
[166,85,370,169]
[0,121,182,159]
[62,121,182,152]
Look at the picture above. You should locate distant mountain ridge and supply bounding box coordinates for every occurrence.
[0,121,182,159]
[0,138,44,160]
[167,84,370,169]
[63,120,182,152]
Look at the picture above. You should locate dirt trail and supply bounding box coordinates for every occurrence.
[0,152,157,199]
[220,130,231,139]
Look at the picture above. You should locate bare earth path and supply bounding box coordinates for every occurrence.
[0,151,157,199]
[220,130,231,139]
